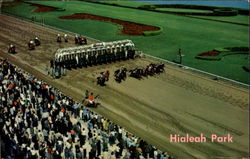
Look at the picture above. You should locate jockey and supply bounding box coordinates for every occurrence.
[88,92,94,104]
[64,34,68,42]
[34,37,40,46]
[9,44,15,53]
[75,34,78,44]
[105,70,110,81]
[57,34,61,42]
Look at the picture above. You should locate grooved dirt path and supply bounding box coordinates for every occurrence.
[0,14,249,159]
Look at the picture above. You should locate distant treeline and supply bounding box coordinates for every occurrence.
[80,0,249,16]
[138,4,249,16]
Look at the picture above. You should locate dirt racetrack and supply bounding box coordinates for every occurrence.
[0,14,249,159]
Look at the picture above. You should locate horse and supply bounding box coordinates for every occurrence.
[64,34,68,43]
[28,40,35,50]
[120,68,127,80]
[75,35,79,44]
[129,68,142,79]
[82,95,100,108]
[155,63,165,73]
[8,45,16,54]
[147,63,157,75]
[100,70,110,81]
[83,99,98,108]
[114,68,127,83]
[114,69,120,76]
[141,67,149,77]
[34,37,40,46]
[78,36,87,45]
[97,76,106,86]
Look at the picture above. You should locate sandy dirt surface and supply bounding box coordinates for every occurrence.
[0,14,249,159]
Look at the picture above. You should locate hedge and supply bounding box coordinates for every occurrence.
[143,26,163,36]
[214,48,230,52]
[224,47,249,52]
[196,47,249,61]
[213,9,238,16]
[138,4,249,16]
[195,56,221,61]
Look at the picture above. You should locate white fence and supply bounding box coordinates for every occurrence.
[2,12,249,88]
[143,53,249,88]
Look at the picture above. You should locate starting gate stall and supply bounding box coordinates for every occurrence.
[54,40,135,69]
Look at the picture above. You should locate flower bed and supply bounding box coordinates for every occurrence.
[59,13,161,36]
[29,3,57,13]
[196,47,249,61]
[198,50,220,56]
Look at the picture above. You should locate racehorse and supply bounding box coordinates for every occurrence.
[34,37,40,46]
[57,34,62,42]
[129,63,165,79]
[155,63,165,73]
[147,63,156,76]
[97,76,106,86]
[8,44,16,54]
[114,68,127,83]
[83,99,98,108]
[100,70,110,81]
[97,70,109,86]
[28,40,35,50]
[75,35,87,45]
[82,95,100,108]
[129,67,143,79]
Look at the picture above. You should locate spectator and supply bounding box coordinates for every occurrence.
[0,58,173,159]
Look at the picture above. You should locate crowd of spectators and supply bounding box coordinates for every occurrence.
[0,58,174,159]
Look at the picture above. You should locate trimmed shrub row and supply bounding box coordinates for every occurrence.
[195,56,221,61]
[214,47,230,52]
[224,47,250,52]
[138,4,249,16]
[80,1,249,16]
[195,47,249,61]
[143,26,163,36]
[213,9,238,16]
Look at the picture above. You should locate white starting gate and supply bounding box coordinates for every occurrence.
[54,39,135,62]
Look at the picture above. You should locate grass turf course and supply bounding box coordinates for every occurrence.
[100,1,249,25]
[2,1,249,84]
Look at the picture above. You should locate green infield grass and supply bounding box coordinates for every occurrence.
[2,1,249,84]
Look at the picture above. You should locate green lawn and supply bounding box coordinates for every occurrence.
[2,1,249,84]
